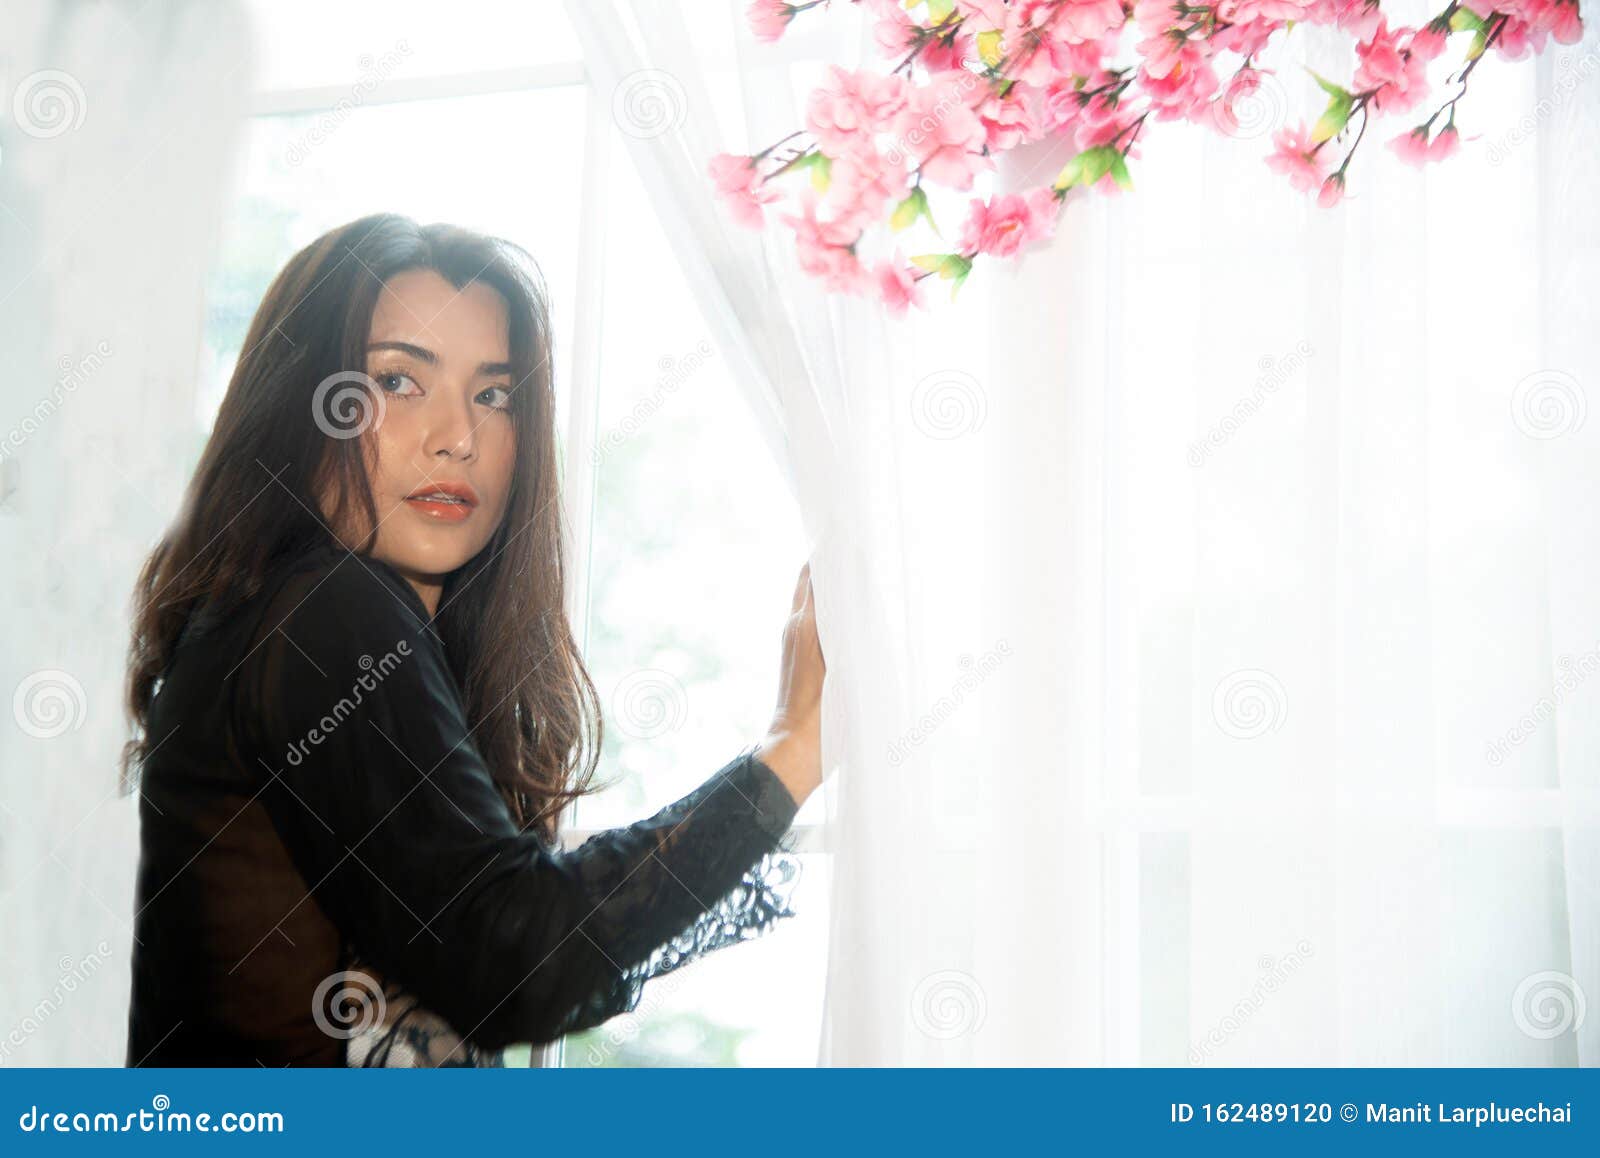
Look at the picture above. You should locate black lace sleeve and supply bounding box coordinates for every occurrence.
[536,784,805,1041]
[231,549,804,1055]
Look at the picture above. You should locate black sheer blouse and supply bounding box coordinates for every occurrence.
[126,545,802,1067]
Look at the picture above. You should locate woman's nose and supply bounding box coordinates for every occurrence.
[424,391,477,462]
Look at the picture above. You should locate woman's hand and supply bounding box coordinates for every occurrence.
[754,562,826,808]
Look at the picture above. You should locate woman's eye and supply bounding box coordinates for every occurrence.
[373,370,421,396]
[476,385,512,410]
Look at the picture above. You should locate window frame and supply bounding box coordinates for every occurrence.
[248,59,826,1068]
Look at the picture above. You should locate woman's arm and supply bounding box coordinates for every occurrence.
[230,553,815,1050]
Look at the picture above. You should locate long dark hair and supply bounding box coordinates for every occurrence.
[123,213,602,838]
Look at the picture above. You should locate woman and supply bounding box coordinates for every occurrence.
[122,214,824,1067]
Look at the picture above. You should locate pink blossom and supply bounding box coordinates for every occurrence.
[1429,124,1460,162]
[1004,1,1113,86]
[1073,104,1141,155]
[893,76,990,189]
[1265,123,1333,193]
[1077,77,1126,130]
[1218,0,1315,23]
[1038,76,1087,135]
[1140,56,1221,121]
[827,149,910,232]
[708,153,779,227]
[957,188,1059,258]
[956,0,1010,30]
[923,32,975,74]
[783,194,868,294]
[1212,17,1282,59]
[805,66,908,156]
[872,6,918,57]
[1133,0,1218,79]
[746,0,793,44]
[727,0,1578,300]
[875,252,925,315]
[1493,0,1583,55]
[1056,37,1114,79]
[1494,16,1545,60]
[1054,0,1125,45]
[971,86,1037,152]
[1210,66,1268,136]
[1409,23,1449,62]
[1313,0,1385,42]
[1135,30,1188,82]
[1355,19,1431,115]
[1551,0,1585,44]
[1386,126,1432,167]
[1388,121,1461,168]
[1132,0,1182,38]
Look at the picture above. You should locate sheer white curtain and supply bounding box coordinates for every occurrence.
[0,0,251,1064]
[570,0,1600,1066]
[984,13,1600,1066]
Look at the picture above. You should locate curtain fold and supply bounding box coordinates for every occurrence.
[0,0,251,1064]
[568,0,1600,1066]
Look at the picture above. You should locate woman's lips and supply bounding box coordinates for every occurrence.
[403,482,479,523]
[403,495,474,522]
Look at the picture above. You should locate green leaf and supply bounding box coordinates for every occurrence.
[890,186,929,232]
[911,253,971,283]
[977,29,1004,68]
[1449,7,1487,33]
[1466,28,1489,59]
[1311,90,1353,144]
[925,0,955,22]
[1081,146,1117,186]
[1109,152,1133,191]
[1053,154,1086,192]
[1053,145,1119,192]
[809,154,832,193]
[945,255,973,299]
[1305,68,1352,103]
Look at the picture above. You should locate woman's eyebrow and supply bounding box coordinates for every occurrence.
[367,339,437,363]
[368,340,511,376]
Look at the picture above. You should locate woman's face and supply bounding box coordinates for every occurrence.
[331,268,519,612]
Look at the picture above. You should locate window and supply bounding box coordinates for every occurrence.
[201,0,826,1068]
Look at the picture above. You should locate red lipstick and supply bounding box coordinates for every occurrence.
[403,479,480,523]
